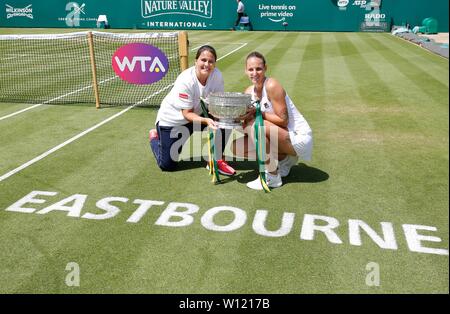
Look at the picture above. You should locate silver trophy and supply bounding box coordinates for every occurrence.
[206,92,252,129]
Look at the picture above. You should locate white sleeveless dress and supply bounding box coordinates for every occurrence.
[251,79,313,161]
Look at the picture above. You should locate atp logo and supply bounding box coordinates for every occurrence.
[112,43,169,85]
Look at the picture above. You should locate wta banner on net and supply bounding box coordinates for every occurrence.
[0,0,448,32]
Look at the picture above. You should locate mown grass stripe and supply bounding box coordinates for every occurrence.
[332,35,448,290]
[337,33,447,225]
[218,31,280,74]
[334,32,402,195]
[294,33,325,106]
[272,33,311,93]
[222,32,287,91]
[351,33,448,138]
[271,32,344,293]
[382,34,449,84]
[261,32,297,73]
[263,33,307,92]
[365,33,448,105]
[386,32,450,64]
[322,33,395,290]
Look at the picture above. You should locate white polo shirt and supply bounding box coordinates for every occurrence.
[156,66,224,126]
[237,2,245,13]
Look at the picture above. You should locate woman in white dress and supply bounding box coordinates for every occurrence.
[232,51,313,190]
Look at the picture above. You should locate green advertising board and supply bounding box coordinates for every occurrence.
[0,0,448,32]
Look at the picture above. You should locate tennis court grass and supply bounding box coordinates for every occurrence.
[0,29,448,293]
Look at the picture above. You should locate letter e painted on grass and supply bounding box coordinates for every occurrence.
[5,190,57,213]
[36,194,87,217]
[65,262,80,287]
[402,224,449,256]
[155,202,199,227]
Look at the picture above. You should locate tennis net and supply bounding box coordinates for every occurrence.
[0,31,187,107]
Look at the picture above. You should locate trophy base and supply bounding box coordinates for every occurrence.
[216,119,242,129]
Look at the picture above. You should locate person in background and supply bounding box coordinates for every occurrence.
[234,0,245,30]
[149,45,236,175]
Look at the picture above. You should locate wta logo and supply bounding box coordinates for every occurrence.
[112,43,169,85]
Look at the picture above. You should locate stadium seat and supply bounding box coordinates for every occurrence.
[237,15,252,31]
[422,17,438,34]
[96,15,110,29]
[412,17,438,34]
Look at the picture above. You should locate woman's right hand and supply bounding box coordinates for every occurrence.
[239,106,256,124]
[242,118,255,130]
[205,118,218,130]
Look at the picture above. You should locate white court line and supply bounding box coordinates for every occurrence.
[0,103,46,121]
[201,42,248,45]
[191,42,209,51]
[1,54,28,61]
[0,53,178,122]
[0,54,90,61]
[0,42,247,183]
[190,42,248,56]
[0,76,117,122]
[0,85,172,183]
[218,42,248,61]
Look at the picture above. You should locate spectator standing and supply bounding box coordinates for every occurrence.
[234,0,245,30]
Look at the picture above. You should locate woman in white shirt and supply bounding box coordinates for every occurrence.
[232,51,313,190]
[149,45,236,175]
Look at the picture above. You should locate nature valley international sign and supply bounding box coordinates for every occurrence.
[141,0,213,19]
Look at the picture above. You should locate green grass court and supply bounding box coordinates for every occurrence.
[0,29,448,293]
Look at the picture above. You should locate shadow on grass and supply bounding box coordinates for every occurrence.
[176,160,329,185]
[175,160,257,184]
[282,163,329,184]
[234,163,329,185]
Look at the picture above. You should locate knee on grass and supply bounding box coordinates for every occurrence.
[157,160,178,172]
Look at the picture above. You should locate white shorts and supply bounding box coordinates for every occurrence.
[289,130,313,161]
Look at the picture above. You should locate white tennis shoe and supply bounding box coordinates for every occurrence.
[278,155,299,177]
[246,171,282,190]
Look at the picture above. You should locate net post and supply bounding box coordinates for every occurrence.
[87,31,101,109]
[178,31,189,71]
